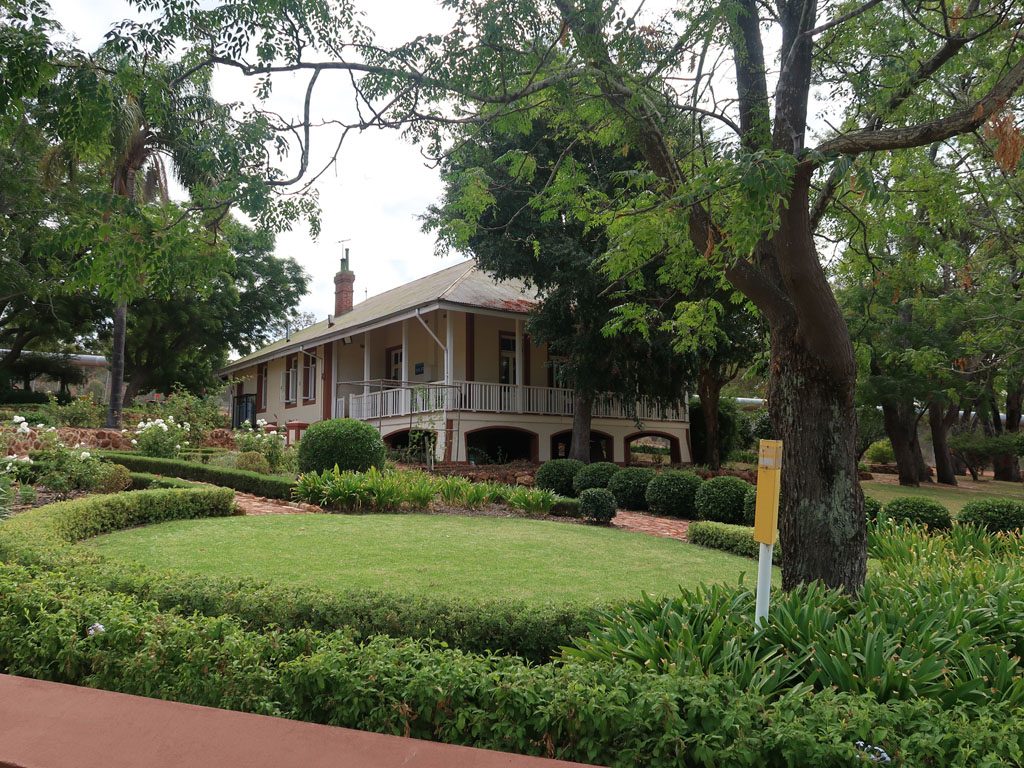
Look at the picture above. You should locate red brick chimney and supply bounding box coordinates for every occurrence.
[334,249,355,315]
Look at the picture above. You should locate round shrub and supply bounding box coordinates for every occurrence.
[741,485,757,525]
[573,462,621,495]
[94,462,131,494]
[579,487,617,524]
[694,475,753,524]
[883,496,951,531]
[864,496,883,524]
[535,459,585,498]
[236,451,271,475]
[607,467,655,511]
[958,499,1024,533]
[864,438,895,464]
[297,418,386,474]
[645,470,703,518]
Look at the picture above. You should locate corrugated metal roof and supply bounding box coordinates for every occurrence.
[222,260,537,373]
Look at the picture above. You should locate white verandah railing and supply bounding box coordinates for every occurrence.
[342,381,687,423]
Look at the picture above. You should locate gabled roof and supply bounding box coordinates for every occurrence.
[221,260,537,374]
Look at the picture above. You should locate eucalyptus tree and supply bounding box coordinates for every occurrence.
[105,0,1024,590]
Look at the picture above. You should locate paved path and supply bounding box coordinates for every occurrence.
[231,492,692,541]
[612,510,690,541]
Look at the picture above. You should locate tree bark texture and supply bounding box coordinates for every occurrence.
[928,401,958,486]
[993,384,1021,482]
[697,366,722,470]
[569,389,594,462]
[105,300,127,428]
[881,400,926,486]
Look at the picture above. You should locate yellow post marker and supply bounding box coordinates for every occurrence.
[754,439,782,627]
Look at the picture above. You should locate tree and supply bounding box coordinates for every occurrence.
[429,123,694,462]
[113,222,308,398]
[108,0,1024,591]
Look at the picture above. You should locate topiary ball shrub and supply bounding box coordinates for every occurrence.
[864,496,883,524]
[579,487,617,524]
[645,471,703,518]
[607,467,655,511]
[573,462,621,495]
[694,475,753,524]
[741,485,757,525]
[535,459,585,498]
[236,450,271,475]
[958,499,1024,533]
[864,438,895,464]
[883,496,952,531]
[94,462,131,494]
[297,418,386,474]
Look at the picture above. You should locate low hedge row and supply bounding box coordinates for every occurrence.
[688,521,782,564]
[128,472,199,490]
[100,452,296,499]
[2,564,1022,765]
[0,490,594,662]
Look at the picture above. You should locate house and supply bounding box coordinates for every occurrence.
[219,254,691,464]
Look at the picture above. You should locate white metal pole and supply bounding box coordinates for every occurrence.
[755,542,773,627]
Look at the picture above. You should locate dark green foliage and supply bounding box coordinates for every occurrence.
[959,499,1024,533]
[750,409,775,442]
[572,461,620,495]
[128,472,198,490]
[694,476,753,524]
[297,419,386,474]
[864,438,895,464]
[688,397,741,465]
[578,488,617,524]
[0,389,48,404]
[883,497,952,531]
[535,459,584,498]
[93,462,131,494]
[741,485,757,525]
[864,496,883,523]
[550,497,581,517]
[101,452,295,498]
[687,521,781,563]
[645,471,703,518]
[607,467,655,511]
[949,432,1019,478]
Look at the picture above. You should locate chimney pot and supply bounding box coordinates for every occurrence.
[334,251,355,315]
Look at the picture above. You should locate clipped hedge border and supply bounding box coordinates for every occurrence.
[128,472,199,490]
[688,521,782,564]
[1,563,1021,766]
[0,489,596,662]
[100,451,296,499]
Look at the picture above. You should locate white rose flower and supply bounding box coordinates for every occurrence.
[17,422,30,434]
[12,415,25,424]
[36,423,44,428]
[87,622,105,636]
[175,445,181,450]
[131,439,138,445]
[80,452,91,459]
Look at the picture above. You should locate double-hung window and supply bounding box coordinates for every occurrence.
[302,352,317,403]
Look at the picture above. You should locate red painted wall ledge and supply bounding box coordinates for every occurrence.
[0,675,599,768]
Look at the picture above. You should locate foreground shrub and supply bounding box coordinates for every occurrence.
[883,496,952,530]
[298,419,386,474]
[534,459,584,498]
[864,496,883,523]
[572,462,620,495]
[233,420,286,471]
[742,485,756,525]
[645,470,702,518]
[607,467,655,511]
[93,462,131,494]
[131,416,191,458]
[694,475,752,524]
[864,438,895,464]
[100,453,296,499]
[579,487,616,524]
[959,499,1024,533]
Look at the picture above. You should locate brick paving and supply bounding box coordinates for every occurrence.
[230,491,691,542]
[612,510,690,541]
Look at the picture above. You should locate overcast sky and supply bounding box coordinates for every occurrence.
[49,0,469,323]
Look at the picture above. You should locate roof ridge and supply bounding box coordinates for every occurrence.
[438,260,477,300]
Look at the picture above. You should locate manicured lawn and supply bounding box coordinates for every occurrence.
[84,514,776,604]
[862,477,1024,515]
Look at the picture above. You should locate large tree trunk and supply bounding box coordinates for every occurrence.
[928,400,957,486]
[106,300,128,428]
[993,383,1021,482]
[569,389,594,462]
[697,366,722,469]
[881,400,923,486]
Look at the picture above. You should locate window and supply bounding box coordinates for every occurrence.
[386,346,403,382]
[258,364,268,410]
[302,352,317,403]
[499,333,516,385]
[283,355,298,405]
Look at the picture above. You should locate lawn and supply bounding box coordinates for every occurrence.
[84,514,776,604]
[862,477,1024,515]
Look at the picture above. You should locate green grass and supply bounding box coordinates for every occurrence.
[862,478,1024,515]
[84,514,776,604]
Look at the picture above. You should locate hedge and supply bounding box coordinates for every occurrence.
[645,470,702,518]
[0,489,594,662]
[959,499,1024,533]
[535,459,585,498]
[100,452,296,499]
[572,461,620,494]
[883,497,952,531]
[1,564,1021,766]
[688,521,782,564]
[298,418,386,474]
[128,472,199,490]
[694,476,752,524]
